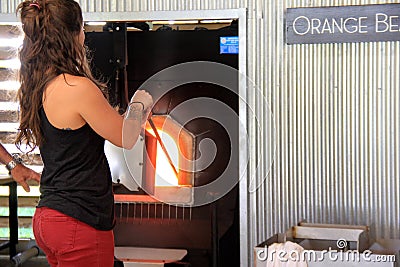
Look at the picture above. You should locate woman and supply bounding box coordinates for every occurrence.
[16,0,153,266]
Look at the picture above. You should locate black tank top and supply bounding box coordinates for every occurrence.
[38,107,114,230]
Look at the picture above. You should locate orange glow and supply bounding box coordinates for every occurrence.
[147,128,179,186]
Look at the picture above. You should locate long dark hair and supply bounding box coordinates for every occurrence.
[15,0,106,150]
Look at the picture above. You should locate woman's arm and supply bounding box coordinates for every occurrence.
[0,144,40,192]
[71,77,153,148]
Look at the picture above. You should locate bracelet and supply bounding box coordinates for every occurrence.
[129,101,144,110]
[6,154,23,172]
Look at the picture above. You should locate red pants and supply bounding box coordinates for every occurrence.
[33,207,114,267]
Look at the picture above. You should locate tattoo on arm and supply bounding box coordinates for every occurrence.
[125,103,144,122]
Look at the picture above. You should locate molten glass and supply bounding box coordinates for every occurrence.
[147,128,179,186]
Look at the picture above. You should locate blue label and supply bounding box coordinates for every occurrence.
[220,36,239,54]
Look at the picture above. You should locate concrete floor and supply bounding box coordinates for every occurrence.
[0,255,49,267]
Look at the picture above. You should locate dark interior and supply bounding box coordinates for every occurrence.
[85,22,239,267]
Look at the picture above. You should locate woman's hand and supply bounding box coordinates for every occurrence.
[131,90,153,111]
[129,90,154,125]
[11,165,41,192]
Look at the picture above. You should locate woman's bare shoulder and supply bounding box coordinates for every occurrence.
[44,74,105,110]
[61,74,96,88]
[55,74,102,99]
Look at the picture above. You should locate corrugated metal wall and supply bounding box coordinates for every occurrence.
[254,0,400,243]
[253,2,400,266]
[250,1,400,266]
[1,0,399,266]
